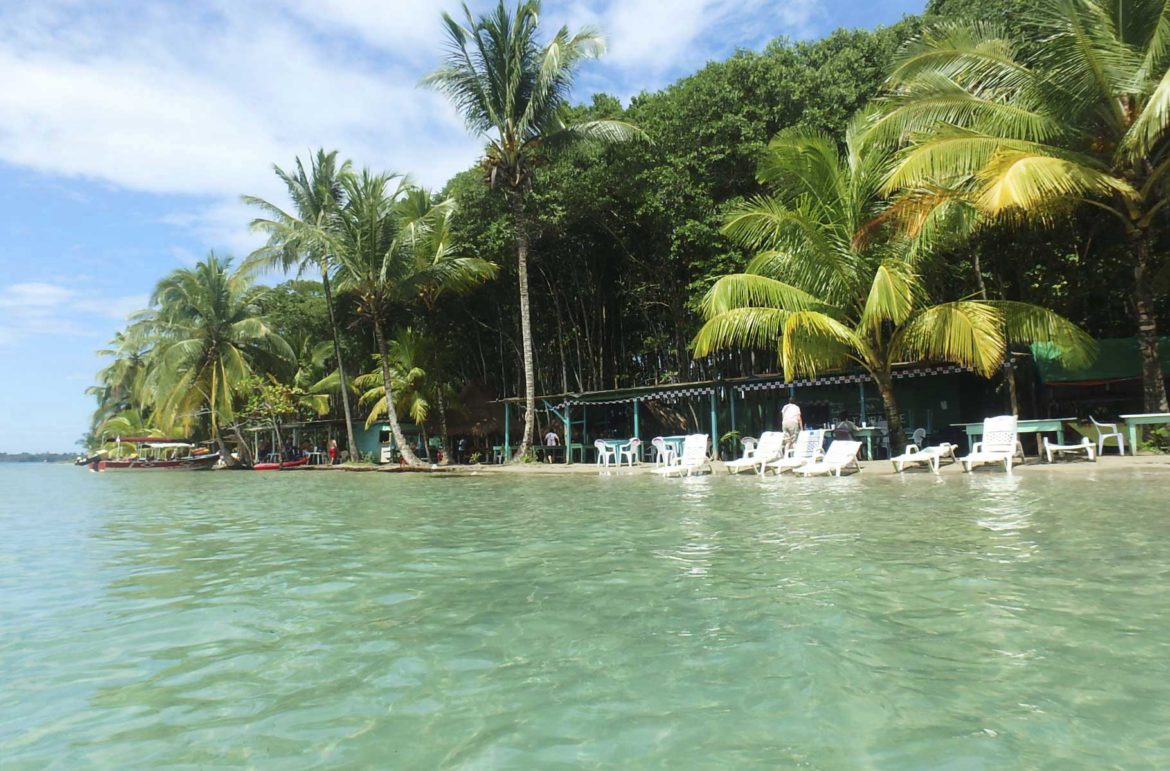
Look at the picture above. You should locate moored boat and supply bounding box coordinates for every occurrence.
[89,437,220,471]
[252,455,311,471]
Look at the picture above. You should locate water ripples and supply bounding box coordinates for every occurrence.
[2,466,1170,767]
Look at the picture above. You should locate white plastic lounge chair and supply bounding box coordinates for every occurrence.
[618,438,642,466]
[595,439,617,467]
[890,442,957,474]
[960,416,1021,473]
[1090,416,1126,456]
[1044,436,1096,463]
[740,436,758,457]
[724,431,784,475]
[767,429,826,474]
[652,434,710,477]
[793,440,862,477]
[651,436,676,467]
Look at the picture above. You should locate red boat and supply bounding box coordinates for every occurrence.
[252,455,311,471]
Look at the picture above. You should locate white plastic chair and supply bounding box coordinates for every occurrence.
[651,436,676,467]
[1090,416,1126,456]
[652,434,710,477]
[960,416,1022,473]
[595,439,617,467]
[724,431,784,475]
[793,440,863,477]
[1044,436,1096,463]
[891,442,957,474]
[768,429,827,474]
[911,428,927,447]
[740,437,758,457]
[618,438,642,466]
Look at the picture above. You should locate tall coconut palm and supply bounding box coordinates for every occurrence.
[692,127,1094,454]
[870,0,1170,411]
[145,253,293,456]
[424,0,643,459]
[331,171,495,467]
[243,149,362,461]
[87,320,155,433]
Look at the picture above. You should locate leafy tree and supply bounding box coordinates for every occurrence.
[244,150,363,460]
[873,0,1170,411]
[144,254,293,457]
[691,127,1094,453]
[331,172,494,466]
[424,0,642,459]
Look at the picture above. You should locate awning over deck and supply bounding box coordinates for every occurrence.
[1032,337,1170,385]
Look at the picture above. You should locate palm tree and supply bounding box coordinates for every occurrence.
[424,0,643,459]
[331,172,495,466]
[145,253,293,457]
[87,321,155,434]
[870,0,1170,412]
[692,127,1093,454]
[243,150,362,462]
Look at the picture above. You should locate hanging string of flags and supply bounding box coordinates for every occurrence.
[555,365,970,408]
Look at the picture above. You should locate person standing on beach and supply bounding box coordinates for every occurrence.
[328,438,338,465]
[781,396,803,450]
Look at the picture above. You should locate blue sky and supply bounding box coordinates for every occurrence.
[0,0,925,453]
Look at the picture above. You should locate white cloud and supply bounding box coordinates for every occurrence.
[0,282,146,345]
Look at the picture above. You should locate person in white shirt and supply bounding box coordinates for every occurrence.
[780,396,803,449]
[543,428,560,446]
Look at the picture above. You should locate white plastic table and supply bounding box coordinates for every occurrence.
[1120,413,1170,456]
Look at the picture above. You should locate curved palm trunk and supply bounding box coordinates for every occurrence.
[508,193,537,461]
[321,270,361,462]
[372,318,423,467]
[872,367,907,456]
[1132,234,1170,413]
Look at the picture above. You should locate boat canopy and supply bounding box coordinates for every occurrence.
[141,442,194,449]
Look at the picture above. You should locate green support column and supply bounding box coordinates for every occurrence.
[504,402,511,461]
[633,401,641,461]
[729,388,737,444]
[858,381,867,423]
[564,405,572,465]
[709,390,719,459]
[583,406,588,459]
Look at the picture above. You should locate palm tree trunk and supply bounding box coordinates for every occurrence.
[1133,234,1170,412]
[508,193,537,460]
[373,318,423,467]
[973,250,1019,415]
[873,368,906,456]
[437,388,451,466]
[321,270,360,464]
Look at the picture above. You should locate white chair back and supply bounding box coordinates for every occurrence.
[791,429,825,460]
[753,431,785,458]
[680,434,709,465]
[822,440,862,463]
[741,437,758,455]
[981,416,1018,452]
[912,428,926,446]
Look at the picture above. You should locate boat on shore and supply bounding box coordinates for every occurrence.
[84,437,220,471]
[252,455,311,471]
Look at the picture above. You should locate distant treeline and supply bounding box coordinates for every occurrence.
[0,452,76,463]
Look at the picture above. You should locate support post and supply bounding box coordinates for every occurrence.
[858,381,867,423]
[729,387,737,445]
[504,402,511,461]
[633,401,641,461]
[710,390,719,459]
[564,404,572,464]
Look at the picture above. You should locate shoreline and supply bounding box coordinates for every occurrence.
[301,453,1170,477]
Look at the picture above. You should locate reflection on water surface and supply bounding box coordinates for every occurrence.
[2,465,1169,768]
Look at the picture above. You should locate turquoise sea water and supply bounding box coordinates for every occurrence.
[2,464,1170,768]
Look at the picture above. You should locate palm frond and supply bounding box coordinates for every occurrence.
[991,300,1098,367]
[889,301,1005,377]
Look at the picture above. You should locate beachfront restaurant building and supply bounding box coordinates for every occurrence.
[497,363,1003,463]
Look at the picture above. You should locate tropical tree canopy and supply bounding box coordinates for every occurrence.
[143,254,293,442]
[870,0,1170,410]
[693,126,1094,450]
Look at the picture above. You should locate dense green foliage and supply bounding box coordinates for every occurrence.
[87,0,1170,456]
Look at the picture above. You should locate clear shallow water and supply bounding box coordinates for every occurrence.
[2,465,1170,769]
